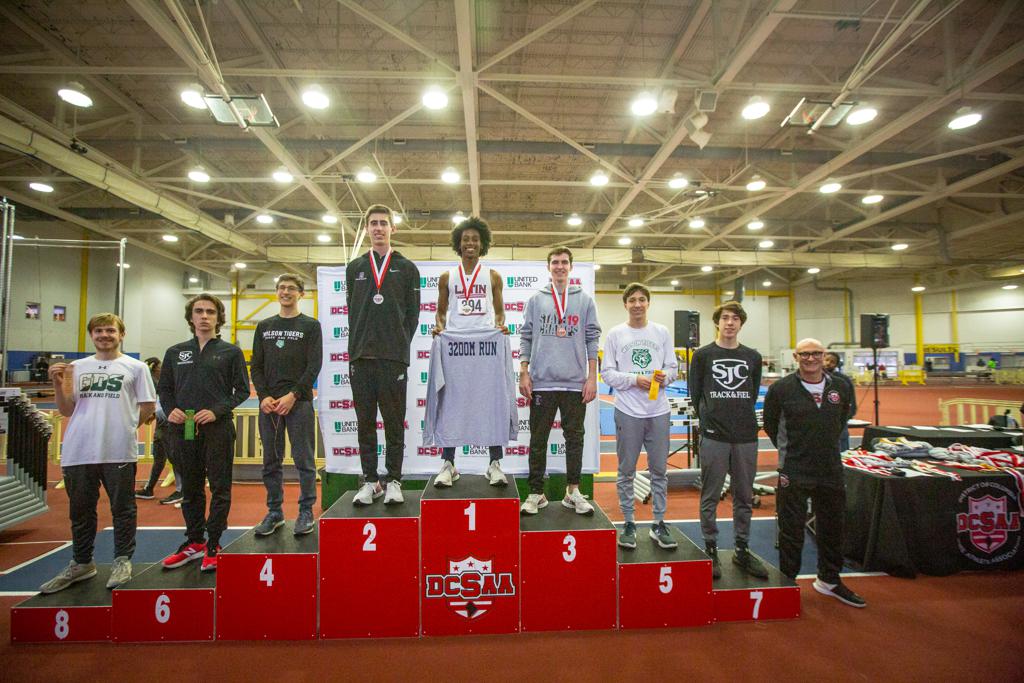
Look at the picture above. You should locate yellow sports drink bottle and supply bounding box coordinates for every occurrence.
[648,370,664,400]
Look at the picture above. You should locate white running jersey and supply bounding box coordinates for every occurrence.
[446,264,493,330]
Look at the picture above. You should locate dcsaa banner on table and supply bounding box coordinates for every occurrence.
[316,261,599,476]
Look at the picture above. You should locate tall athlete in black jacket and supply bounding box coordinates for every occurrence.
[763,338,866,608]
[346,204,420,506]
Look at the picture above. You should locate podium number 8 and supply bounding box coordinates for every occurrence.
[363,522,377,551]
[750,590,764,619]
[260,558,275,587]
[155,594,171,624]
[659,566,673,594]
[562,534,577,562]
[54,609,69,640]
[465,502,476,531]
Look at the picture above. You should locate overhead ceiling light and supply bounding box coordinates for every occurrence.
[617,236,632,245]
[421,85,449,110]
[452,212,466,225]
[911,285,926,292]
[819,180,842,194]
[317,234,332,243]
[741,96,770,120]
[628,217,644,228]
[321,213,338,224]
[356,167,377,183]
[807,267,821,274]
[180,84,206,110]
[862,193,884,205]
[116,262,130,269]
[441,167,461,184]
[57,82,92,108]
[668,173,689,189]
[29,181,54,193]
[891,242,909,251]
[10,234,23,239]
[393,214,403,225]
[188,276,200,283]
[567,213,583,227]
[272,167,293,183]
[747,219,764,230]
[701,265,713,273]
[846,106,877,125]
[593,263,601,270]
[1002,284,1018,290]
[234,262,247,270]
[162,234,179,242]
[670,279,680,286]
[589,171,609,187]
[947,106,981,130]
[187,165,210,183]
[256,213,274,224]
[301,84,330,110]
[758,239,775,248]
[762,280,772,287]
[630,91,658,117]
[746,177,766,192]
[689,217,705,229]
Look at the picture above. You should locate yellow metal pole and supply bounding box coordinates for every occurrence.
[788,289,796,348]
[914,293,924,365]
[843,289,850,343]
[950,290,959,363]
[76,242,89,352]
[231,271,239,343]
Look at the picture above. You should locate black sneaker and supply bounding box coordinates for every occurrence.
[706,544,722,579]
[160,490,183,505]
[255,512,285,536]
[618,522,637,549]
[293,509,315,536]
[813,579,867,608]
[733,546,769,578]
[135,487,155,500]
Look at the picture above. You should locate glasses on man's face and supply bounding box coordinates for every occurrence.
[797,351,824,359]
[277,285,300,293]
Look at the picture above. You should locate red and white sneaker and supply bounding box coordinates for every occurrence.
[162,541,206,569]
[200,546,221,573]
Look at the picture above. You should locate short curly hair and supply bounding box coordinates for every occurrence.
[185,293,226,334]
[451,217,492,256]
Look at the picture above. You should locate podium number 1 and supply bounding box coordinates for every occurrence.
[750,590,764,619]
[362,522,377,551]
[464,502,476,531]
[659,566,673,594]
[260,558,275,587]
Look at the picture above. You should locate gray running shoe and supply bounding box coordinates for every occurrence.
[649,522,678,549]
[706,544,722,579]
[733,546,769,578]
[294,509,315,536]
[618,522,637,549]
[40,560,97,594]
[254,511,285,536]
[106,556,132,589]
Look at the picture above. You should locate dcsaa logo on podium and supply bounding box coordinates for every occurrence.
[956,481,1021,565]
[425,556,515,620]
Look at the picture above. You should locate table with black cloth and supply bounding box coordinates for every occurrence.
[862,425,1021,449]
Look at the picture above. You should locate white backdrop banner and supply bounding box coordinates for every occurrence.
[316,260,599,476]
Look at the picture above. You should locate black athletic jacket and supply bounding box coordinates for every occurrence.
[158,336,250,419]
[763,371,852,485]
[346,249,421,366]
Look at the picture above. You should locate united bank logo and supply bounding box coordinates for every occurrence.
[549,443,566,455]
[420,275,441,290]
[331,373,350,387]
[332,279,346,292]
[419,371,429,384]
[332,420,359,434]
[506,323,521,335]
[424,556,516,620]
[461,445,490,456]
[420,324,433,336]
[331,326,349,339]
[956,481,1021,564]
[506,276,539,289]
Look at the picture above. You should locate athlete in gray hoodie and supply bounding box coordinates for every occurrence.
[518,246,601,515]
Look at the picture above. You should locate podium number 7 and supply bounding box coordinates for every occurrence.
[750,590,764,619]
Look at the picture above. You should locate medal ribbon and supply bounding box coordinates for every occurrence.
[369,248,393,294]
[458,263,482,303]
[550,283,568,323]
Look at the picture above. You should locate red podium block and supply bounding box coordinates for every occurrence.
[11,564,115,643]
[712,550,801,622]
[319,490,421,639]
[618,525,713,629]
[216,522,318,640]
[420,474,521,636]
[520,502,617,632]
[112,563,215,642]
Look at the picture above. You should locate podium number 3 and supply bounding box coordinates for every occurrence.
[562,534,577,562]
[750,590,764,619]
[54,609,69,639]
[260,558,275,587]
[464,502,476,531]
[155,594,171,624]
[362,522,377,551]
[659,566,673,594]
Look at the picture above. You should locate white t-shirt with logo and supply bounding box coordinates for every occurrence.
[801,378,826,408]
[446,264,493,331]
[61,355,157,466]
[601,322,679,418]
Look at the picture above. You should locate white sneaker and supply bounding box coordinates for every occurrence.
[562,488,594,515]
[434,461,459,488]
[353,482,383,506]
[486,460,508,487]
[384,480,404,505]
[106,556,132,589]
[520,493,548,515]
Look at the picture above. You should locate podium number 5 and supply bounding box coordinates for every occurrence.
[562,534,577,562]
[155,594,171,624]
[659,566,673,594]
[362,522,377,551]
[54,609,69,639]
[465,502,476,531]
[750,590,764,619]
[260,558,275,587]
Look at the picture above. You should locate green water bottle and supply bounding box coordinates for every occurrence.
[184,409,196,441]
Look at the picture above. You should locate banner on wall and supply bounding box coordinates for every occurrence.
[316,260,599,476]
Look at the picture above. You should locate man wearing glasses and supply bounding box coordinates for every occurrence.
[763,338,865,608]
[251,273,323,536]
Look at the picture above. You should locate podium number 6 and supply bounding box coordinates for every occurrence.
[562,534,577,562]
[659,566,673,594]
[260,558,275,587]
[750,590,764,619]
[54,609,69,639]
[155,594,171,624]
[465,502,476,531]
[362,522,377,551]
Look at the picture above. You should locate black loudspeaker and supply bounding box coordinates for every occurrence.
[675,310,700,348]
[860,313,890,348]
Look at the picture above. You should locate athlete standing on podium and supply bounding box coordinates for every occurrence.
[430,216,509,487]
[518,247,601,515]
[347,204,421,506]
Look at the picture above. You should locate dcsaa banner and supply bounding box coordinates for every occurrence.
[316,261,599,476]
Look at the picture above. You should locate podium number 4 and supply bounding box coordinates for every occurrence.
[659,566,673,594]
[363,522,377,551]
[260,558,275,587]
[750,590,764,619]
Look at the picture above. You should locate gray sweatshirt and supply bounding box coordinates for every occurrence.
[519,282,601,391]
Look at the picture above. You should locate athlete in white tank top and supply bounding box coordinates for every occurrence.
[445,263,493,330]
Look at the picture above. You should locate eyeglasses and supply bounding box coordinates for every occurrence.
[276,285,300,293]
[797,351,824,359]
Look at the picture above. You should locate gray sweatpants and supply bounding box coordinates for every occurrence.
[699,436,758,546]
[615,409,670,523]
[258,401,318,513]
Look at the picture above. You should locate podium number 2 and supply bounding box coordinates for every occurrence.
[562,534,577,562]
[260,558,275,587]
[155,594,171,624]
[749,590,764,619]
[659,566,673,594]
[464,502,476,531]
[362,522,377,551]
[54,609,69,639]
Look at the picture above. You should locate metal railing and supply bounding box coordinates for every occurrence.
[938,398,1022,426]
